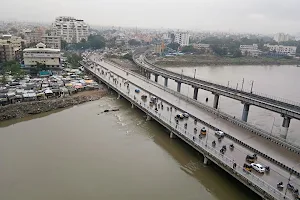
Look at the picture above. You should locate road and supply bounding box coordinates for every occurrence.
[87,54,300,199]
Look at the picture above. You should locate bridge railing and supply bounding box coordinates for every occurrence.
[86,64,291,200]
[139,52,300,109]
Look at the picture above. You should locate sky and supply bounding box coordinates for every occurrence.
[1,0,300,34]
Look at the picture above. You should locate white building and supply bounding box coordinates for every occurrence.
[42,35,61,49]
[264,44,297,56]
[23,43,61,68]
[239,44,260,57]
[174,32,189,46]
[51,16,89,43]
[193,43,210,49]
[273,33,295,43]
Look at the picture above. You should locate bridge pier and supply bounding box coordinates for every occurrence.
[170,132,177,139]
[193,87,199,100]
[281,116,291,139]
[213,94,219,109]
[176,81,182,93]
[164,77,168,87]
[117,93,121,99]
[131,103,135,109]
[146,72,151,79]
[203,156,210,165]
[154,74,159,82]
[146,115,151,121]
[242,103,250,122]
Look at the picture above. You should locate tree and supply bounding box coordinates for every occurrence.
[61,40,68,50]
[128,39,141,46]
[1,75,7,84]
[167,42,180,51]
[232,50,242,58]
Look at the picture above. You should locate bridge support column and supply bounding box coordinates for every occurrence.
[146,115,151,121]
[203,156,210,165]
[193,87,199,100]
[176,81,182,93]
[213,94,219,109]
[146,72,150,79]
[154,74,159,82]
[281,116,291,139]
[117,93,121,99]
[170,132,177,139]
[131,103,135,109]
[241,103,250,122]
[164,77,168,87]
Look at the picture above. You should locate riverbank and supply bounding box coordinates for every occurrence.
[0,89,107,121]
[151,55,300,67]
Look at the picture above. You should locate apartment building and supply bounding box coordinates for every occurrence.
[51,16,89,43]
[42,35,61,49]
[273,33,295,43]
[239,44,260,57]
[174,32,190,46]
[23,27,45,45]
[0,35,24,62]
[264,44,297,56]
[23,43,61,68]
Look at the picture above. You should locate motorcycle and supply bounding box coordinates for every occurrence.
[222,145,227,151]
[287,183,295,190]
[230,144,234,150]
[212,141,216,147]
[265,166,270,173]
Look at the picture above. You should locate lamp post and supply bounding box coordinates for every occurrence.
[194,69,196,79]
[181,69,183,79]
[284,162,300,199]
[250,80,254,93]
[241,78,244,91]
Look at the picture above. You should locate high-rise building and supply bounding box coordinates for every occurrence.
[174,32,190,46]
[0,35,25,62]
[273,33,295,43]
[51,16,89,43]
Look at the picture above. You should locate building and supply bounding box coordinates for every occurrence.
[23,27,45,46]
[174,32,190,46]
[0,44,15,62]
[51,16,89,43]
[273,33,295,43]
[23,43,61,68]
[264,44,297,56]
[239,44,260,57]
[0,35,24,62]
[154,43,165,55]
[42,35,61,49]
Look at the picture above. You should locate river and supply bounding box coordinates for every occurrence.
[154,65,300,144]
[0,95,258,200]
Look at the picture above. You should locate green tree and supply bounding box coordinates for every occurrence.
[1,74,7,84]
[61,40,68,50]
[232,50,242,58]
[167,42,180,51]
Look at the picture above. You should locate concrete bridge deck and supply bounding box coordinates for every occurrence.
[83,54,300,200]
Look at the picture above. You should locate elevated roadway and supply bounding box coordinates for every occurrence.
[82,54,300,200]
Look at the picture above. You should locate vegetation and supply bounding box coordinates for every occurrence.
[61,40,68,50]
[70,35,106,50]
[1,61,26,80]
[65,53,83,68]
[122,53,133,61]
[180,45,205,54]
[167,42,180,51]
[128,39,141,46]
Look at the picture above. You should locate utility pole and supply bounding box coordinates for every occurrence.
[250,81,254,93]
[241,78,244,91]
[194,69,196,79]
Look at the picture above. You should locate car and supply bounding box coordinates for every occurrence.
[182,113,189,118]
[175,114,184,119]
[215,130,224,137]
[251,163,265,173]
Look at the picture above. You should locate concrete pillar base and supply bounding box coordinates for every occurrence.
[164,77,168,87]
[193,87,199,100]
[176,82,182,93]
[281,116,291,139]
[213,94,220,109]
[154,74,158,82]
[170,132,177,139]
[242,103,250,122]
[146,115,151,121]
[203,156,210,165]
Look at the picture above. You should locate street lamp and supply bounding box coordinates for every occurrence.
[250,80,254,93]
[284,162,300,199]
[241,78,244,91]
[194,69,196,79]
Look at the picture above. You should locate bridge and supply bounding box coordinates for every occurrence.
[81,53,300,200]
[131,48,300,139]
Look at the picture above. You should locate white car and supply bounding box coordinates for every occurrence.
[182,113,189,118]
[251,163,265,173]
[215,130,224,137]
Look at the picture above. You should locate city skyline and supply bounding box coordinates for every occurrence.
[1,0,300,35]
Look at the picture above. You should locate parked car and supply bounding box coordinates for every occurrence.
[251,163,265,173]
[201,127,207,135]
[215,130,224,138]
[135,89,140,93]
[182,113,189,118]
[175,114,184,119]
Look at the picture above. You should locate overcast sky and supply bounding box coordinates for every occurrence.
[1,0,299,34]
